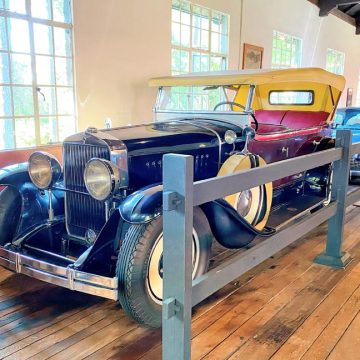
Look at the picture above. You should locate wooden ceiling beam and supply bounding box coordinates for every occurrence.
[319,0,359,16]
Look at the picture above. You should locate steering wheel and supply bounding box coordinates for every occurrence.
[213,101,259,131]
[213,101,246,111]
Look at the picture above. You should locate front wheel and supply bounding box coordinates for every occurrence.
[116,207,213,328]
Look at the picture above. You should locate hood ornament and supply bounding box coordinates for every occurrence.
[85,127,98,135]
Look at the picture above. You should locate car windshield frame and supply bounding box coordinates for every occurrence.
[154,84,255,114]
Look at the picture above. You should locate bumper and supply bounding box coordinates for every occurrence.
[0,247,118,300]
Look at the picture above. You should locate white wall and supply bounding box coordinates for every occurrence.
[72,0,241,130]
[241,0,360,106]
[73,0,360,130]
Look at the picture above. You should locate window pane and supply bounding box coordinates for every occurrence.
[58,115,75,140]
[36,55,55,85]
[180,24,190,48]
[38,86,56,115]
[0,53,10,83]
[200,54,209,71]
[55,57,72,85]
[201,9,209,30]
[181,3,190,25]
[11,54,32,84]
[40,116,57,144]
[34,24,53,55]
[4,0,26,14]
[180,50,189,73]
[172,7,180,23]
[269,90,314,105]
[192,6,201,28]
[0,86,12,116]
[192,27,200,48]
[31,0,51,20]
[13,86,34,116]
[210,56,221,71]
[220,14,228,35]
[54,27,72,57]
[8,18,30,53]
[0,118,14,150]
[53,0,72,23]
[57,87,74,114]
[220,34,228,54]
[0,17,7,51]
[211,32,219,53]
[211,13,220,33]
[201,29,208,50]
[192,52,201,72]
[171,22,180,46]
[15,118,36,147]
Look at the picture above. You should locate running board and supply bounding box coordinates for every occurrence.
[267,195,325,230]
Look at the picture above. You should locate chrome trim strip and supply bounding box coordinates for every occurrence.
[0,248,118,300]
[174,119,223,170]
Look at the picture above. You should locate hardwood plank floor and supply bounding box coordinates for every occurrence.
[1,206,360,359]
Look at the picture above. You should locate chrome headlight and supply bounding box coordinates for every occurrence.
[28,152,62,190]
[84,158,121,201]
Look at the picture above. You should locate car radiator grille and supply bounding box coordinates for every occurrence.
[63,142,110,238]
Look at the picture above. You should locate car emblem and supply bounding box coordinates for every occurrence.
[85,229,97,244]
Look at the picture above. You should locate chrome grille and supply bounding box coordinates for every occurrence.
[63,142,110,237]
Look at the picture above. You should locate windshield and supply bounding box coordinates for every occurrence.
[156,85,238,112]
[345,113,360,127]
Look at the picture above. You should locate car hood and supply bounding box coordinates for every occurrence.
[64,119,244,154]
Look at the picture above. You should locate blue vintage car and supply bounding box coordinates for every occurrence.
[332,107,360,177]
[0,68,345,327]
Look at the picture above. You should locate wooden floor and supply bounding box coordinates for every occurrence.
[2,207,360,359]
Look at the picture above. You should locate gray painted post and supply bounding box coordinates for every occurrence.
[162,154,194,360]
[314,129,352,268]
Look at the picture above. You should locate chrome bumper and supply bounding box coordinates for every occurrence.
[0,247,118,300]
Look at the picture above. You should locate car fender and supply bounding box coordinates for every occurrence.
[119,184,163,224]
[0,162,31,188]
[0,162,64,240]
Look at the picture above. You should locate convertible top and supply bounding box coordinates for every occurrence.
[149,67,346,92]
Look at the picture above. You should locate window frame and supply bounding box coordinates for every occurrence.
[326,48,345,75]
[268,90,315,106]
[271,30,303,69]
[0,0,76,150]
[171,0,229,75]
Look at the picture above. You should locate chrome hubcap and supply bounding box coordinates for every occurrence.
[236,189,253,217]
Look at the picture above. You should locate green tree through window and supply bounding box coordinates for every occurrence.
[0,0,76,150]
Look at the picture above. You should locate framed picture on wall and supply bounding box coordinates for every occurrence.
[346,88,353,107]
[242,43,264,70]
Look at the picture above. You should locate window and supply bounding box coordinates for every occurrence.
[269,90,314,105]
[356,72,360,106]
[0,0,75,150]
[271,30,302,69]
[171,0,229,75]
[326,49,345,75]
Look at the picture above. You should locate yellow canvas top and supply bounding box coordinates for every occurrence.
[149,67,346,92]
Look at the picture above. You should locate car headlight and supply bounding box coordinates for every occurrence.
[84,158,121,201]
[28,152,62,190]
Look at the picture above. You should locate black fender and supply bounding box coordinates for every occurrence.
[119,181,275,249]
[201,199,274,249]
[119,184,163,224]
[0,162,64,241]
